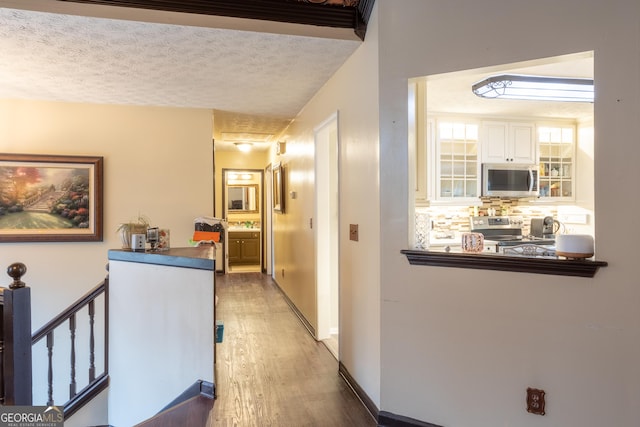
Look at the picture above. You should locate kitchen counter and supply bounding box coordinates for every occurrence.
[108,246,215,270]
[401,248,607,278]
[228,226,261,232]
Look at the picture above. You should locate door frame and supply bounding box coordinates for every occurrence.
[264,163,274,276]
[314,112,340,346]
[222,168,264,271]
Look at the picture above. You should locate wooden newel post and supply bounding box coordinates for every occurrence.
[1,262,33,405]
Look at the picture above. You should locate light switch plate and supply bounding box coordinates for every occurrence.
[350,224,358,241]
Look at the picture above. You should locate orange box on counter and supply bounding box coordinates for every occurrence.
[192,231,220,242]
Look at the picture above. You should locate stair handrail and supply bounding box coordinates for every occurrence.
[31,280,106,344]
[31,274,109,419]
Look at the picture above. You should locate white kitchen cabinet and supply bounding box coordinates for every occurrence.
[410,80,429,205]
[482,121,536,164]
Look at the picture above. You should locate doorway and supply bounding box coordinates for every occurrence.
[315,112,340,359]
[222,168,264,273]
[264,163,273,276]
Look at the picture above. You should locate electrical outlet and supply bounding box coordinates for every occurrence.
[526,388,546,416]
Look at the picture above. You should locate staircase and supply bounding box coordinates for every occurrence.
[0,262,109,422]
[135,380,215,427]
[23,189,66,212]
[2,261,213,426]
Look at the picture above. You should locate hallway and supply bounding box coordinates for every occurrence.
[213,272,376,426]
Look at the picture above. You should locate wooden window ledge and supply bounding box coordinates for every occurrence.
[401,249,607,278]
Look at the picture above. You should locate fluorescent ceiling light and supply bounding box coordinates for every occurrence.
[234,142,253,152]
[472,74,594,102]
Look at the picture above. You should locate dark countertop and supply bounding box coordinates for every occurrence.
[108,246,215,271]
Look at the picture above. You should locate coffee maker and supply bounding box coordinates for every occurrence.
[530,216,560,238]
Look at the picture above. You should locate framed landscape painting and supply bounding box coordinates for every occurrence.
[272,162,284,213]
[0,153,103,242]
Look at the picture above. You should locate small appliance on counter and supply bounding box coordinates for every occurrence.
[555,234,594,259]
[530,216,561,238]
[131,233,146,252]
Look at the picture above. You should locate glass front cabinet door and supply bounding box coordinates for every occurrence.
[537,125,576,200]
[434,120,480,202]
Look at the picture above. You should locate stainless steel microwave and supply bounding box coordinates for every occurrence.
[482,163,538,197]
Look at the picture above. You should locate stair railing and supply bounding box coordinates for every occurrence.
[0,262,33,406]
[1,262,109,418]
[30,265,109,418]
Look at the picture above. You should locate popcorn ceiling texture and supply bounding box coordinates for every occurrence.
[0,7,360,117]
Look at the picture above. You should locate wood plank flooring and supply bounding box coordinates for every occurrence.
[212,272,376,427]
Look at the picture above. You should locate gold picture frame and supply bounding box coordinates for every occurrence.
[0,153,104,242]
[272,162,284,213]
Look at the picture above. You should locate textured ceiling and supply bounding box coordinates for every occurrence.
[0,6,361,150]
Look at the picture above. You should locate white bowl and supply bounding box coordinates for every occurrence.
[555,234,594,258]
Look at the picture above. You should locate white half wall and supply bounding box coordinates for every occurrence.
[108,259,214,426]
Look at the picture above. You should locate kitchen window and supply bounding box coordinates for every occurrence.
[406,52,603,276]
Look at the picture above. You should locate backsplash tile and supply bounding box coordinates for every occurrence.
[418,198,558,239]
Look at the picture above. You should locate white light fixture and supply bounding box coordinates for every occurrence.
[240,174,253,180]
[472,74,594,103]
[234,142,253,152]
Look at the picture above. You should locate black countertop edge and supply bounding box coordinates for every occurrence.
[108,247,215,271]
[401,250,608,278]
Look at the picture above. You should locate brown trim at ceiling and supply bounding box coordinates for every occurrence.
[58,0,374,40]
[355,0,374,39]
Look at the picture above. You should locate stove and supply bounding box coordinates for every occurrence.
[469,216,556,252]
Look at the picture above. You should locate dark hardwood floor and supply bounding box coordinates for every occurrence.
[212,272,376,426]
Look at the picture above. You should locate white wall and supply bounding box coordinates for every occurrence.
[64,389,108,427]
[378,1,640,426]
[269,5,381,406]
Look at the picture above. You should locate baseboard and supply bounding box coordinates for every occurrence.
[337,362,442,427]
[337,362,379,421]
[377,411,443,427]
[272,279,316,337]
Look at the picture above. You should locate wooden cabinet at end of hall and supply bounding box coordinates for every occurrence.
[228,231,260,265]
